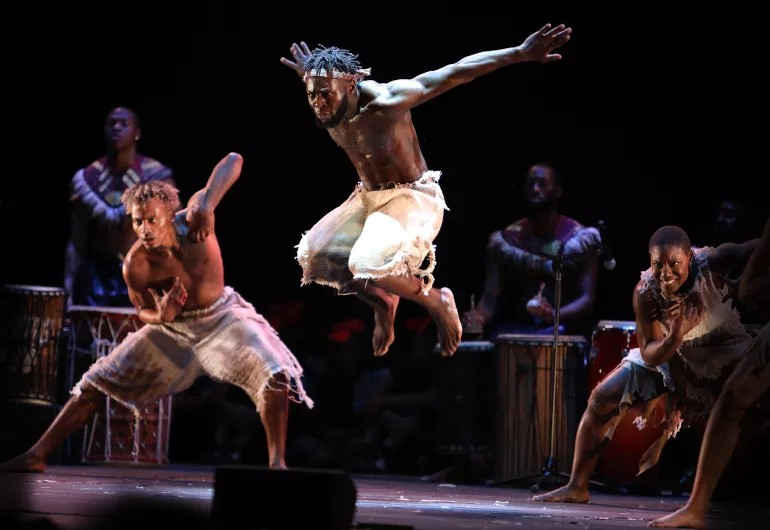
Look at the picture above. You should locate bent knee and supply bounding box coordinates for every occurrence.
[588,388,619,417]
[73,380,104,403]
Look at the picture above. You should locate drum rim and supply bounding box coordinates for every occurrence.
[495,333,586,343]
[596,320,636,330]
[68,305,138,315]
[2,284,66,294]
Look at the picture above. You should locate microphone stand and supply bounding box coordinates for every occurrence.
[492,247,601,493]
[490,249,570,491]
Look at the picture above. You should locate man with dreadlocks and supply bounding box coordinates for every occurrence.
[280,24,572,357]
[0,153,313,473]
[534,225,759,504]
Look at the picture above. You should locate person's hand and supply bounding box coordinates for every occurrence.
[487,230,507,254]
[148,277,188,321]
[667,300,702,340]
[720,275,741,308]
[518,23,572,63]
[280,41,311,78]
[186,207,215,243]
[462,307,485,333]
[563,228,602,260]
[527,295,554,323]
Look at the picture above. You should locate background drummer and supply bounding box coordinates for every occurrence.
[64,106,175,309]
[463,163,601,340]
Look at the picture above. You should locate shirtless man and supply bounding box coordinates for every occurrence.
[0,153,312,473]
[534,225,758,504]
[280,23,572,357]
[650,217,770,529]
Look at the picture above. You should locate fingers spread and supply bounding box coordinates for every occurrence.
[544,24,565,36]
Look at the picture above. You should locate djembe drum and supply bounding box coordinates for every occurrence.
[494,333,585,482]
[67,305,172,466]
[0,285,66,404]
[588,319,666,485]
[434,341,496,457]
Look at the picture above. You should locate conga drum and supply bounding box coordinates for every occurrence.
[589,320,666,486]
[588,320,637,391]
[494,333,585,482]
[433,341,496,456]
[67,305,172,466]
[0,285,66,404]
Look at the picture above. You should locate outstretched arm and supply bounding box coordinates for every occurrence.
[709,237,761,276]
[739,217,770,304]
[368,23,571,112]
[184,152,243,242]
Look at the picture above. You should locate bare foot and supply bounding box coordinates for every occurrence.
[270,460,288,471]
[648,507,706,529]
[372,295,399,356]
[0,452,46,473]
[532,484,589,503]
[430,288,462,357]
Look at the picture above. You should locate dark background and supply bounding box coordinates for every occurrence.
[2,12,767,326]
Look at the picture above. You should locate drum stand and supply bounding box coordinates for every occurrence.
[493,252,602,493]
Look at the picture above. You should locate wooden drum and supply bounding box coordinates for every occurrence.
[0,285,66,405]
[67,305,172,466]
[494,333,585,482]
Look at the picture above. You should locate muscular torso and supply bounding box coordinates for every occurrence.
[125,212,225,313]
[328,82,428,189]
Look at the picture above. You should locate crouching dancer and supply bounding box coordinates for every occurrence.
[0,153,313,473]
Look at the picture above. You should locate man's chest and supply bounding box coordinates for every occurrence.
[329,116,394,152]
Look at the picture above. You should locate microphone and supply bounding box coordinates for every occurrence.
[598,220,616,271]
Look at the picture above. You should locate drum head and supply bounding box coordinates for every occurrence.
[433,340,494,353]
[596,320,636,331]
[68,305,137,315]
[2,284,66,295]
[496,333,586,346]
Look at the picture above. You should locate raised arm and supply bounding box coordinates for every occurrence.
[708,237,761,276]
[184,152,243,242]
[195,152,243,212]
[738,217,770,304]
[280,42,312,80]
[368,23,571,112]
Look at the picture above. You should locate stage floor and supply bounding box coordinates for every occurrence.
[0,465,763,529]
